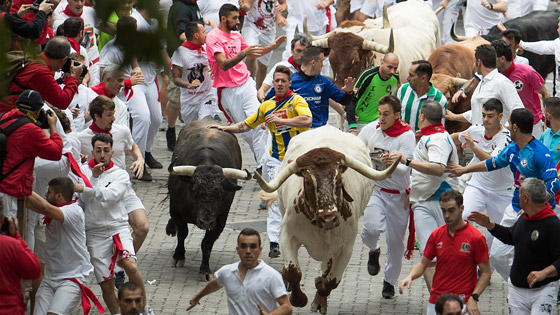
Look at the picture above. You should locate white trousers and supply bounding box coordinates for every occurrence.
[241,23,276,66]
[127,81,162,155]
[34,277,83,315]
[220,78,268,168]
[462,184,512,251]
[490,204,518,281]
[437,0,462,44]
[412,200,444,256]
[361,187,409,285]
[508,279,559,315]
[181,97,215,125]
[265,156,282,243]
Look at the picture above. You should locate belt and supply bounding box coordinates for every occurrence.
[380,188,410,195]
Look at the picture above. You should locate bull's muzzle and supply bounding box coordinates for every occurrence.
[196,217,217,230]
[316,211,340,230]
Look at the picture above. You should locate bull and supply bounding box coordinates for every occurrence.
[165,117,251,280]
[255,125,398,314]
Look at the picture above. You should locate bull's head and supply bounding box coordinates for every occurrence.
[169,161,251,230]
[254,147,398,230]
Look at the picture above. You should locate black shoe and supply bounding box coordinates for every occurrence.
[166,127,176,151]
[269,242,280,258]
[214,114,222,122]
[115,271,125,289]
[145,152,162,169]
[367,249,381,276]
[382,280,395,299]
[138,168,152,182]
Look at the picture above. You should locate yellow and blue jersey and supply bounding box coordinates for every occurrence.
[245,93,311,161]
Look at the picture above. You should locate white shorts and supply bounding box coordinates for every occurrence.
[412,200,444,256]
[180,98,215,125]
[125,189,145,214]
[87,231,136,283]
[241,22,276,65]
[508,279,559,315]
[34,277,82,315]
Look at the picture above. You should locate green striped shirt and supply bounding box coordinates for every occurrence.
[398,83,447,131]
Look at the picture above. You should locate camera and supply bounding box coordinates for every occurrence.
[36,109,53,129]
[61,57,88,78]
[30,0,51,14]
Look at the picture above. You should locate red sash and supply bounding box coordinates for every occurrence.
[66,278,106,315]
[104,233,124,281]
[216,87,233,124]
[404,205,415,260]
[66,152,92,188]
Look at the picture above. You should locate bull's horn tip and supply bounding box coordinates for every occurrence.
[245,169,252,180]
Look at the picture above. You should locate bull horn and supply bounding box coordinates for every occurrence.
[362,28,394,53]
[169,165,196,176]
[295,25,300,36]
[382,4,390,28]
[254,161,300,193]
[222,168,252,180]
[342,155,399,180]
[304,17,332,43]
[451,77,468,87]
[450,23,470,42]
[313,38,330,48]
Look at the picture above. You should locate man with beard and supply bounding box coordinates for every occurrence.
[187,228,292,314]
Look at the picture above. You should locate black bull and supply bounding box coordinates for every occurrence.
[165,117,250,280]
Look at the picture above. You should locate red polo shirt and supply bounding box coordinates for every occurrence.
[423,222,489,304]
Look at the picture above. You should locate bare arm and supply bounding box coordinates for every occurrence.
[538,84,551,100]
[399,256,431,294]
[466,260,491,315]
[261,295,292,315]
[259,36,287,57]
[265,114,312,128]
[329,99,346,116]
[25,192,65,223]
[258,83,272,102]
[215,48,252,71]
[208,122,252,133]
[128,143,145,179]
[527,265,559,288]
[239,0,256,12]
[172,66,201,89]
[187,278,222,311]
[391,151,446,176]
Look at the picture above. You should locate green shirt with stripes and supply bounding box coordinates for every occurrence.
[398,83,448,131]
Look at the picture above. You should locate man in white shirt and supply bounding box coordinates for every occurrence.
[88,64,131,127]
[26,177,104,315]
[350,0,394,21]
[358,95,416,299]
[464,0,508,37]
[501,29,530,65]
[447,44,524,126]
[391,100,461,292]
[450,98,513,253]
[188,228,292,315]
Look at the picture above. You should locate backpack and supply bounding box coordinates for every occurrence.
[0,112,33,182]
[0,50,34,97]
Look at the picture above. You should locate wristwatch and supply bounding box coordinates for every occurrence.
[405,158,412,166]
[489,3,493,10]
[470,294,479,302]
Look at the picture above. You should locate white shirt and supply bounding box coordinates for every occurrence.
[463,69,524,125]
[86,87,129,127]
[131,10,158,83]
[464,0,508,34]
[358,121,415,190]
[514,55,530,65]
[458,125,514,191]
[44,202,93,281]
[171,45,214,105]
[521,38,560,97]
[286,0,329,32]
[99,39,132,78]
[410,130,461,203]
[198,0,239,32]
[246,0,276,32]
[77,124,134,170]
[68,85,91,132]
[215,260,287,315]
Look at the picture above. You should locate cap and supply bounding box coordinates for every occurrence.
[16,89,44,111]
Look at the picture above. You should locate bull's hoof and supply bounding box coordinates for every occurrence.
[165,219,177,237]
[311,292,328,314]
[290,290,308,308]
[199,272,214,282]
[172,258,185,267]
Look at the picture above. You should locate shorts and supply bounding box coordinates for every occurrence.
[87,230,136,283]
[167,78,181,108]
[241,23,276,66]
[125,189,145,214]
[34,277,82,315]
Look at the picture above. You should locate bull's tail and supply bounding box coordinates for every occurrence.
[258,190,278,208]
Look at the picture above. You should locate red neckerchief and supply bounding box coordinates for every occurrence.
[524,203,556,221]
[67,37,81,53]
[89,121,112,138]
[43,198,78,224]
[91,82,116,99]
[502,62,516,78]
[124,78,133,101]
[420,123,446,136]
[377,119,412,137]
[287,56,300,71]
[275,89,293,102]
[88,158,114,170]
[325,6,332,33]
[62,5,82,17]
[182,41,205,54]
[39,52,53,71]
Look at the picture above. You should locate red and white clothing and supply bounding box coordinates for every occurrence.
[423,222,489,304]
[68,84,92,132]
[358,120,415,285]
[87,82,129,127]
[521,38,560,98]
[242,0,277,65]
[54,5,101,86]
[464,0,508,36]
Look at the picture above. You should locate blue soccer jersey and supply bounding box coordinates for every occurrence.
[267,71,344,128]
[486,139,559,211]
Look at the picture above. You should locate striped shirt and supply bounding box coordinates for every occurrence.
[398,83,447,131]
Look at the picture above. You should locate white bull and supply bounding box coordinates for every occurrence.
[255,125,398,314]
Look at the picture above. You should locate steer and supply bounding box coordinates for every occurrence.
[255,125,398,314]
[166,116,251,280]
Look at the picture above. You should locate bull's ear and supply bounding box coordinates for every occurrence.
[222,179,242,191]
[342,185,354,202]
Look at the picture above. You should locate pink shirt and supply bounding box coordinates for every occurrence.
[502,63,545,124]
[206,28,249,88]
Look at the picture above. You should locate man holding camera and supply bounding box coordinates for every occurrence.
[0,0,53,47]
[0,36,82,113]
[0,90,63,219]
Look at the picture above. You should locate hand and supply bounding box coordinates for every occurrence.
[207,124,225,131]
[415,130,422,142]
[91,162,105,178]
[46,110,58,129]
[316,0,329,9]
[74,183,85,193]
[38,1,53,14]
[17,4,31,17]
[189,79,201,89]
[399,276,412,294]
[130,159,145,179]
[260,122,267,130]
[5,217,18,236]
[350,130,358,136]
[131,67,143,76]
[389,151,405,164]
[439,0,450,8]
[465,297,480,315]
[452,90,466,103]
[481,0,491,9]
[446,161,465,177]
[341,77,356,93]
[258,304,269,315]
[527,270,547,288]
[467,211,493,229]
[275,2,287,12]
[204,19,216,28]
[244,45,263,57]
[381,153,395,168]
[264,113,283,125]
[444,110,459,122]
[70,61,84,79]
[80,153,88,164]
[130,72,144,85]
[276,15,287,28]
[70,107,80,118]
[272,35,287,49]
[186,298,200,311]
[461,132,474,149]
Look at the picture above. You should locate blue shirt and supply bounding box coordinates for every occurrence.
[540,128,560,163]
[267,71,344,128]
[486,139,559,211]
